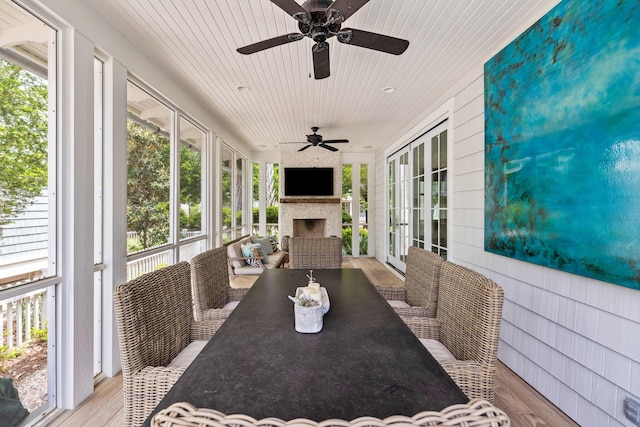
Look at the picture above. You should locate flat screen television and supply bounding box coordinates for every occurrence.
[284,167,334,196]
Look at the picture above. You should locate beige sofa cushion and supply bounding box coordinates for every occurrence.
[227,237,252,268]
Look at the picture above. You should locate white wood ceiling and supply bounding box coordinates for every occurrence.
[5,0,561,153]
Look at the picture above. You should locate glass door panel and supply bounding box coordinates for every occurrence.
[387,149,411,271]
[388,121,449,270]
[430,129,448,258]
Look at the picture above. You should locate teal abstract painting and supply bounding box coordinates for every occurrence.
[484,0,640,289]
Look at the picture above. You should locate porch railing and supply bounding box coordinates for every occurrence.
[1,289,47,349]
[126,251,170,281]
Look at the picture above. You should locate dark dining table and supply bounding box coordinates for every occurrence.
[143,268,466,425]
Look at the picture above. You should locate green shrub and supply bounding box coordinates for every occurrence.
[188,211,201,229]
[127,237,143,253]
[252,206,279,225]
[342,227,368,255]
[31,327,48,343]
[0,345,23,365]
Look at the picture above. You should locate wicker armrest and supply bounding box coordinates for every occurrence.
[201,309,233,321]
[228,287,250,301]
[401,316,441,340]
[376,285,406,301]
[393,306,433,318]
[191,319,226,340]
[439,360,487,401]
[130,366,187,426]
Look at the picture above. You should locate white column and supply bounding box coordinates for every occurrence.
[58,28,95,408]
[101,57,128,378]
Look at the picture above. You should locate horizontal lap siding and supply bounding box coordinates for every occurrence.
[0,195,48,266]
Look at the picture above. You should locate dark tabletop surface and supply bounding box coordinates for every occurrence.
[143,268,466,425]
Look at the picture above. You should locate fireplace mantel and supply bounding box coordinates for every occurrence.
[280,198,340,204]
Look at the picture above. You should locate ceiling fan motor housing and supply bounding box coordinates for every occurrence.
[237,0,409,80]
[298,1,342,43]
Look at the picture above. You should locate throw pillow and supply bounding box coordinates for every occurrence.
[281,235,290,251]
[251,243,269,264]
[251,236,274,255]
[241,244,261,267]
[268,236,279,252]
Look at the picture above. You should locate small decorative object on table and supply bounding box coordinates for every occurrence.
[288,270,330,333]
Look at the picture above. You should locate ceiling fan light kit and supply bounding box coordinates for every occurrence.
[237,0,410,80]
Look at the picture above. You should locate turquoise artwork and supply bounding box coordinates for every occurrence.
[484,0,640,290]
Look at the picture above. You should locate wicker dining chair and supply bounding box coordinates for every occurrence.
[113,262,225,427]
[376,246,443,318]
[151,398,510,427]
[403,261,505,402]
[190,246,250,321]
[288,237,343,269]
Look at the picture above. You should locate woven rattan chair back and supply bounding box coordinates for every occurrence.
[289,237,343,269]
[437,261,504,401]
[113,261,194,426]
[114,261,193,373]
[404,246,443,316]
[191,247,230,320]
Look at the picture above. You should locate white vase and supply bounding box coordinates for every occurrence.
[294,303,323,333]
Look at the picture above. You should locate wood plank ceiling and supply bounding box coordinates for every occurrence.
[5,0,561,153]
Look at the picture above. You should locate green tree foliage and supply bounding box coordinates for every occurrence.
[342,164,352,197]
[127,120,171,249]
[342,164,368,222]
[252,206,279,223]
[0,59,48,225]
[342,209,352,224]
[180,145,202,230]
[222,161,232,227]
[180,146,201,208]
[253,163,279,206]
[342,164,368,200]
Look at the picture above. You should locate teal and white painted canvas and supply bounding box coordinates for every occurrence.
[484,0,640,290]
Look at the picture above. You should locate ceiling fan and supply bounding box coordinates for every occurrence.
[237,0,410,79]
[280,127,349,151]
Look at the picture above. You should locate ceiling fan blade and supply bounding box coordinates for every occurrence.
[270,0,310,22]
[322,139,349,143]
[313,43,330,80]
[338,28,409,55]
[237,33,303,55]
[327,0,370,23]
[279,141,307,145]
[298,144,312,152]
[319,143,339,152]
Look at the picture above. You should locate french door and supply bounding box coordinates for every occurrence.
[387,121,448,272]
[388,150,411,270]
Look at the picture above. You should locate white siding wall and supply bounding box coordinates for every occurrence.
[0,195,48,266]
[374,65,640,427]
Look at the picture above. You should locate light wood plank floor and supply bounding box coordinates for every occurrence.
[48,258,578,427]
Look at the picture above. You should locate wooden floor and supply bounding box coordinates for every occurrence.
[48,258,578,427]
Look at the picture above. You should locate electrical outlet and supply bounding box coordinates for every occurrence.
[625,397,640,427]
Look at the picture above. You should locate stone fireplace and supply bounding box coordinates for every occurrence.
[279,151,342,239]
[280,198,342,238]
